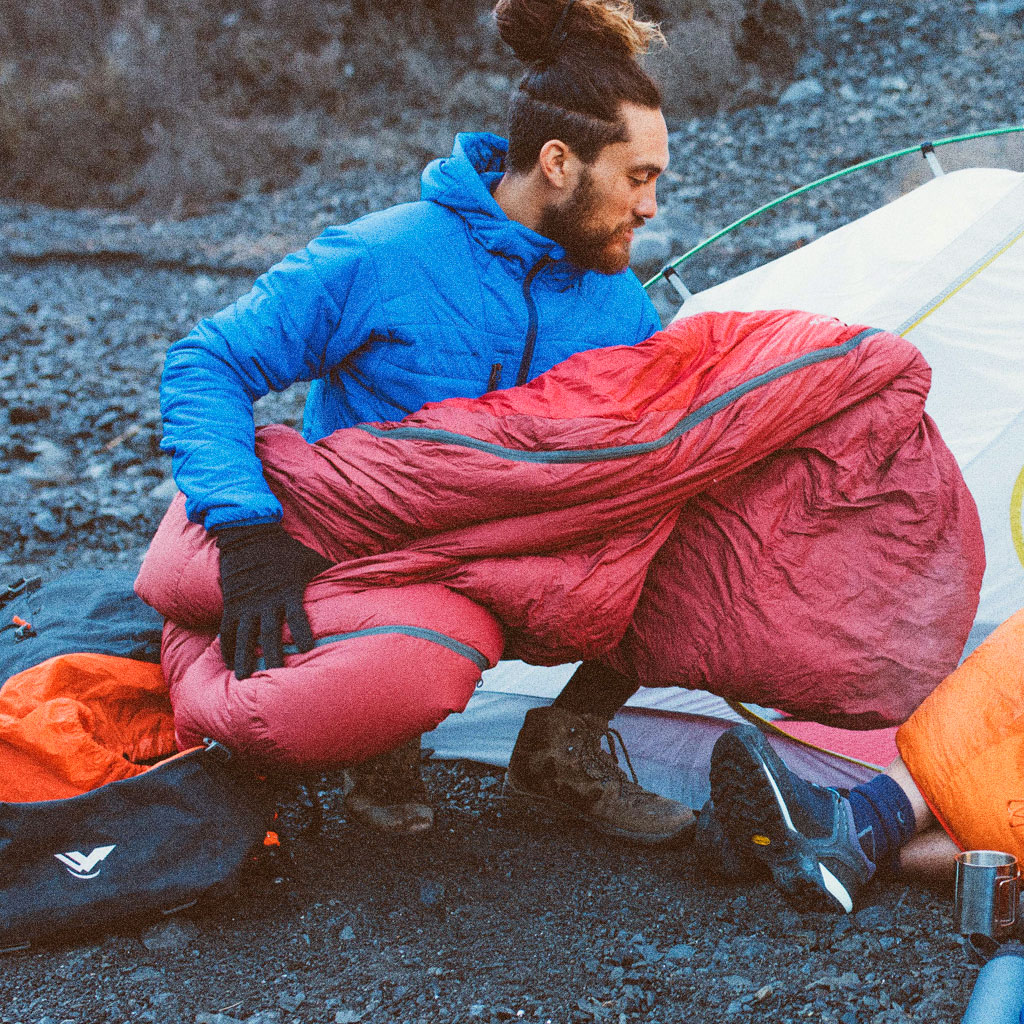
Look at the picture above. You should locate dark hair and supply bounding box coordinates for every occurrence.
[494,0,664,173]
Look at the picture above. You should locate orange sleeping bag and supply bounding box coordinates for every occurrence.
[896,610,1024,856]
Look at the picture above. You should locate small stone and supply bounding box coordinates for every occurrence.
[140,919,199,952]
[127,966,163,983]
[665,944,695,961]
[722,976,753,993]
[277,989,305,1012]
[244,1012,282,1024]
[334,1012,364,1024]
[468,1005,487,1018]
[854,905,895,931]
[68,507,94,528]
[636,943,664,963]
[419,880,444,906]
[878,74,909,91]
[339,925,356,941]
[149,477,178,500]
[21,439,76,485]
[774,220,816,247]
[31,509,63,537]
[778,78,825,105]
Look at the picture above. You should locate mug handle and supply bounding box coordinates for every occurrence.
[997,871,1021,926]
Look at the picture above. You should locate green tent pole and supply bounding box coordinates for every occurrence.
[645,124,1024,293]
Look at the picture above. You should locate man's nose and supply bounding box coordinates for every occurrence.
[635,187,658,220]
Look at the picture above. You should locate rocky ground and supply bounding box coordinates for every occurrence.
[1,0,1023,1020]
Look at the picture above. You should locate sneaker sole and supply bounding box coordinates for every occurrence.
[502,775,694,846]
[709,726,854,914]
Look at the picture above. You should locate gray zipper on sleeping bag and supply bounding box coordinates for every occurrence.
[516,256,553,386]
[253,625,491,673]
[357,327,884,462]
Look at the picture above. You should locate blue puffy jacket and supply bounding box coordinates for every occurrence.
[161,132,662,530]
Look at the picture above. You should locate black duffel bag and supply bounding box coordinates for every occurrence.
[0,571,273,951]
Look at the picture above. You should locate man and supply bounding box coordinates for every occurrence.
[160,0,694,842]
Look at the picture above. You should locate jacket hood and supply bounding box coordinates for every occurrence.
[420,132,568,267]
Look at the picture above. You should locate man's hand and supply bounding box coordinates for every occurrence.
[214,523,332,679]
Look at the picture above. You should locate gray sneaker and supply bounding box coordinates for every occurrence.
[692,799,766,882]
[709,725,875,913]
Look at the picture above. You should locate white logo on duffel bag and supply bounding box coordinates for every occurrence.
[54,845,117,879]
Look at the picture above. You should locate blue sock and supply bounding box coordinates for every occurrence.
[847,774,916,867]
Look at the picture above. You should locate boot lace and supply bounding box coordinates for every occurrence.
[602,725,640,784]
[575,718,643,793]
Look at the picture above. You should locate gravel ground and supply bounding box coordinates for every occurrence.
[1,1,1023,1020]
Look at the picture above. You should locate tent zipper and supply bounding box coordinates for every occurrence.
[515,256,552,386]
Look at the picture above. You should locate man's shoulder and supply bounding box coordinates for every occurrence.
[346,199,462,247]
[302,200,466,277]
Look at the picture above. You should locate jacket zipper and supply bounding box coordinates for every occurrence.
[515,256,552,386]
[486,363,502,392]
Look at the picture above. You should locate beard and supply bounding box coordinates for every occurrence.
[538,169,641,275]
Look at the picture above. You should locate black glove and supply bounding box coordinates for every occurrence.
[214,522,332,679]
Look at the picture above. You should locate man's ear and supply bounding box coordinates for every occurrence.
[537,139,577,191]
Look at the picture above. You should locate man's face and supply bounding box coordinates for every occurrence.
[539,103,669,274]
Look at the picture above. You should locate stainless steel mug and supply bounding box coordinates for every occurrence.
[954,850,1021,945]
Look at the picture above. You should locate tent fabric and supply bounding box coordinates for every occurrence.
[896,609,1024,857]
[426,660,897,811]
[674,168,1024,642]
[138,309,983,767]
[0,653,176,803]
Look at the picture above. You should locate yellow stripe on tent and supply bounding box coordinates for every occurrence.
[899,225,1024,336]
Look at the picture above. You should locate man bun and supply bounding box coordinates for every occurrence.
[495,0,664,66]
[494,0,664,173]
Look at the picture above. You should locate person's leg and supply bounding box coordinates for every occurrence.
[884,756,932,832]
[344,736,434,836]
[709,727,928,913]
[896,827,960,884]
[873,757,960,884]
[845,757,923,866]
[551,660,641,719]
[506,660,695,843]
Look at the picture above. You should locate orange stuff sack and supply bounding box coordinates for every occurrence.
[0,653,175,804]
[896,610,1024,856]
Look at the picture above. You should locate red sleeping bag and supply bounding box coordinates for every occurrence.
[137,310,984,766]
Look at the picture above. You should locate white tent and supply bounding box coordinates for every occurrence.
[428,165,1024,810]
[676,166,1024,646]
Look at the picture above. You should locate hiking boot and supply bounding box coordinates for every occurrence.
[344,736,434,836]
[505,706,695,844]
[709,724,875,914]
